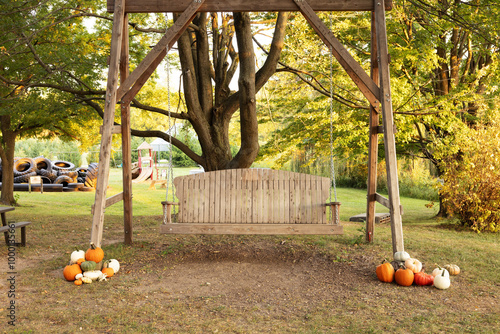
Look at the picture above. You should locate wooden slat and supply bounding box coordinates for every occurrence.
[161,223,343,235]
[108,0,393,13]
[261,169,270,224]
[234,169,242,223]
[219,169,225,223]
[294,0,380,110]
[201,173,209,223]
[283,171,290,224]
[271,172,280,224]
[244,170,252,223]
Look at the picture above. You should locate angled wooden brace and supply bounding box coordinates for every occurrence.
[293,0,380,111]
[117,0,205,104]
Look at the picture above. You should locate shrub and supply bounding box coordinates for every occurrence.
[439,122,500,233]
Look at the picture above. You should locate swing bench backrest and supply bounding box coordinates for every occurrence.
[161,169,342,235]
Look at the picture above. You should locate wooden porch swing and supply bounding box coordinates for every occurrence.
[90,0,405,254]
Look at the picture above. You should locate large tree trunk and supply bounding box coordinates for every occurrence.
[174,12,289,171]
[0,115,18,206]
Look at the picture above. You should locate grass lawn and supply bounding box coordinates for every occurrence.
[0,168,499,333]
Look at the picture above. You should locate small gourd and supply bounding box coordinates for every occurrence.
[394,251,410,262]
[431,266,449,278]
[81,277,93,284]
[83,270,103,281]
[433,270,451,290]
[376,259,394,283]
[443,264,460,276]
[80,261,97,272]
[405,258,423,274]
[74,279,83,286]
[70,249,86,264]
[414,271,434,286]
[75,273,83,280]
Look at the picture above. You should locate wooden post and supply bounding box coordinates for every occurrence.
[120,13,133,245]
[90,0,125,247]
[366,11,379,243]
[374,0,404,253]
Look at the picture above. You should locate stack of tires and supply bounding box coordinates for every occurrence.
[4,157,99,192]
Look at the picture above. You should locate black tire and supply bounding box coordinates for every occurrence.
[75,167,89,178]
[40,176,51,184]
[79,186,95,192]
[62,187,77,192]
[42,184,64,192]
[14,158,37,176]
[34,157,52,172]
[53,175,73,186]
[67,183,84,189]
[77,176,85,183]
[52,160,75,171]
[84,163,98,188]
[13,171,37,183]
[38,169,58,181]
[57,170,78,182]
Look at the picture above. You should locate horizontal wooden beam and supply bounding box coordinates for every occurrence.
[160,223,343,235]
[108,0,392,13]
[374,193,404,215]
[91,192,124,214]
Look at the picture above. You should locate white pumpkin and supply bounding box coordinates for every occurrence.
[394,251,411,262]
[433,271,451,290]
[431,267,449,278]
[75,273,83,280]
[70,249,86,264]
[107,259,120,274]
[83,270,103,281]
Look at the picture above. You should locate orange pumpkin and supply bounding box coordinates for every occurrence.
[395,267,414,286]
[85,242,104,263]
[76,258,85,266]
[376,260,395,283]
[63,264,82,281]
[74,279,83,286]
[102,267,115,278]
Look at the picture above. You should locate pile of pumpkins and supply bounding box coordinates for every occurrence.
[63,243,120,285]
[376,251,460,289]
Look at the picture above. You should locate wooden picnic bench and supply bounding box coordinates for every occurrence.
[161,169,342,235]
[0,206,31,247]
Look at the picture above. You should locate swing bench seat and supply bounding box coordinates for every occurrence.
[161,169,342,235]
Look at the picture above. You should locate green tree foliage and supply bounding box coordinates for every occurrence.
[439,120,500,232]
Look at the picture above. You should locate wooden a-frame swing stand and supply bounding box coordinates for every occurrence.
[90,0,405,253]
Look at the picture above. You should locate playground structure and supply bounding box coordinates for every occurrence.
[91,0,405,254]
[131,141,170,182]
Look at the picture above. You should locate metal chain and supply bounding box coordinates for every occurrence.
[165,17,176,219]
[328,13,338,225]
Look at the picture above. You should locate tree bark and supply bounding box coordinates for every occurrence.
[0,115,18,206]
[173,12,289,171]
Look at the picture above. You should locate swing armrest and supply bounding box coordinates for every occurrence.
[161,201,179,224]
